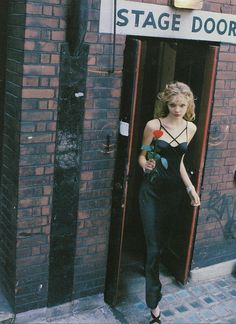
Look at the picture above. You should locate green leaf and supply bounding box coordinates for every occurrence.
[161,157,168,169]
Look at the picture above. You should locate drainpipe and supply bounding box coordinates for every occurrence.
[110,0,117,73]
[66,0,88,56]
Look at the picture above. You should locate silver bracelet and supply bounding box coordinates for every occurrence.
[186,185,194,194]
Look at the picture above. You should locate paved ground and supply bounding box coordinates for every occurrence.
[14,268,236,324]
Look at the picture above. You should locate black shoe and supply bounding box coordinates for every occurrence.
[150,311,161,324]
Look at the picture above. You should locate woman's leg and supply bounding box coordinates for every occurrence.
[139,180,163,309]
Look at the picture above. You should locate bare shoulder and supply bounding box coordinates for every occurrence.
[143,119,160,142]
[187,121,197,140]
[145,119,160,131]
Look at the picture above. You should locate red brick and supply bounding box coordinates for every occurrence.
[42,225,50,235]
[225,157,236,165]
[43,5,53,16]
[46,122,57,131]
[51,54,60,64]
[78,210,89,219]
[26,16,59,28]
[23,65,56,75]
[24,52,40,64]
[49,78,59,87]
[36,123,47,131]
[48,100,57,109]
[215,89,234,98]
[228,98,236,106]
[38,101,48,109]
[40,78,49,87]
[51,31,65,41]
[21,111,53,121]
[41,54,50,64]
[231,80,236,88]
[32,247,41,255]
[25,28,41,39]
[217,71,236,79]
[43,186,52,195]
[219,53,236,62]
[89,44,104,54]
[35,168,44,176]
[53,6,65,16]
[22,89,54,99]
[88,56,96,65]
[19,197,49,208]
[24,41,36,50]
[23,77,39,87]
[220,44,230,52]
[46,143,55,153]
[217,62,228,71]
[37,41,58,52]
[81,171,93,181]
[228,141,236,149]
[85,32,98,43]
[45,166,54,174]
[42,206,50,216]
[26,3,42,14]
[59,18,66,29]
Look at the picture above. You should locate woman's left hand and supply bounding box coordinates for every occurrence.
[188,188,201,206]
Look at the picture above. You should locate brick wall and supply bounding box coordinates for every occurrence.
[15,0,69,313]
[72,0,126,299]
[0,0,70,313]
[192,41,236,268]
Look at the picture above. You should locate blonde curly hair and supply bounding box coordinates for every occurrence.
[154,81,196,121]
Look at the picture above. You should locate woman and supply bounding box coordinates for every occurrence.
[138,82,200,323]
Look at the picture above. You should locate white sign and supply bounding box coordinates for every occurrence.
[99,0,236,44]
[119,121,129,136]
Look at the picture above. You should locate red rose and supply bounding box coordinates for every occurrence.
[153,129,163,138]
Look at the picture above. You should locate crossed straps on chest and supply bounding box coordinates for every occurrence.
[158,118,188,145]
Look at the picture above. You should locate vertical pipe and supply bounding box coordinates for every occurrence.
[110,0,117,73]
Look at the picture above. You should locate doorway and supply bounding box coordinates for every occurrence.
[105,37,218,306]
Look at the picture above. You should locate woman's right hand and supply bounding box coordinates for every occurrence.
[142,159,156,172]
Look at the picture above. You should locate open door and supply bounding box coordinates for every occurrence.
[104,38,146,306]
[162,45,219,283]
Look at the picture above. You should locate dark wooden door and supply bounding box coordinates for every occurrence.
[104,38,146,306]
[162,45,219,283]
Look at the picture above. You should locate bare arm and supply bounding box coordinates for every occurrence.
[138,120,158,172]
[180,122,200,206]
[180,157,194,188]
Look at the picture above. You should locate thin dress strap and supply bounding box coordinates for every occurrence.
[186,121,188,143]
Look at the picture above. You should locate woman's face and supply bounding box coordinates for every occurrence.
[167,94,188,118]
